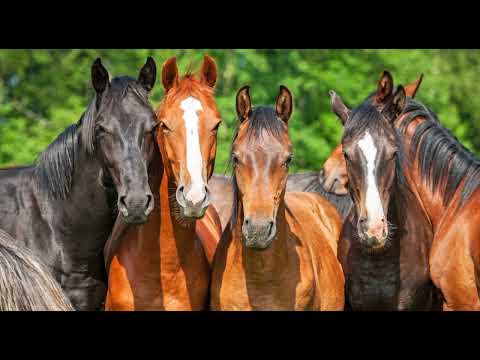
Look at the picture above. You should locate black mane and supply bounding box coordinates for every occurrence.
[398,97,480,205]
[34,76,146,200]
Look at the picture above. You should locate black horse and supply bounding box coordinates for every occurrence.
[0,57,158,310]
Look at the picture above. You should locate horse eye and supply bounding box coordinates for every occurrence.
[212,122,221,133]
[284,154,293,166]
[232,154,240,165]
[96,125,109,136]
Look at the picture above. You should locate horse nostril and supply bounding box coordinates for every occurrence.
[145,194,153,209]
[359,217,366,224]
[119,195,127,209]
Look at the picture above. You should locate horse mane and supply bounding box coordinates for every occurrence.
[34,76,145,200]
[0,229,73,311]
[398,98,480,205]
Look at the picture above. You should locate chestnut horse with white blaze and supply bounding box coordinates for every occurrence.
[104,55,221,310]
[210,85,344,310]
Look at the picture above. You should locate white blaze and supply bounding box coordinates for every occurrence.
[357,131,385,225]
[180,96,206,204]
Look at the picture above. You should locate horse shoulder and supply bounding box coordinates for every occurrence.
[284,192,342,255]
[284,192,345,310]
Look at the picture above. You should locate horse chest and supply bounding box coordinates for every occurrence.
[347,256,400,310]
[217,250,315,310]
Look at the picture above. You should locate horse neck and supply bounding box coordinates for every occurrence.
[153,158,199,272]
[396,115,450,230]
[231,193,289,276]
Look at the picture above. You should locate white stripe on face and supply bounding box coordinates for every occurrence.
[180,96,206,204]
[357,131,385,225]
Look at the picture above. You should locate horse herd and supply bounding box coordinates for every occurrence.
[0,54,479,311]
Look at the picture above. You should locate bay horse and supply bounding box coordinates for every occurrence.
[104,55,221,310]
[210,85,344,310]
[0,229,73,311]
[320,74,424,196]
[0,57,158,310]
[208,74,425,233]
[331,71,441,310]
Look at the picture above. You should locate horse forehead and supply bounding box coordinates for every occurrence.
[357,131,378,159]
[180,96,203,112]
[237,134,290,157]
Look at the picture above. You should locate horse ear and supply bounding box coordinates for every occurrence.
[404,73,424,98]
[236,85,252,122]
[91,58,110,95]
[162,56,179,92]
[138,56,157,92]
[329,90,349,125]
[376,70,394,103]
[199,55,218,88]
[392,85,407,117]
[276,85,293,123]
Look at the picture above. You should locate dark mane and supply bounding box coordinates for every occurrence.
[398,98,480,205]
[34,76,144,200]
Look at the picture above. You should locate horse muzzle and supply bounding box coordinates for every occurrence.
[242,217,277,250]
[176,184,210,219]
[118,191,154,224]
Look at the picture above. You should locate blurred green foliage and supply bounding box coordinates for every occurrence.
[0,49,479,173]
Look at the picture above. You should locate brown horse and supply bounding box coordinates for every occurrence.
[104,55,221,310]
[208,74,425,234]
[330,71,441,310]
[320,74,424,196]
[210,85,344,310]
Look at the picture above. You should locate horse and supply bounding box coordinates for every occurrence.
[0,229,73,311]
[208,74,425,233]
[104,55,221,310]
[320,74,424,196]
[0,57,158,310]
[330,71,442,310]
[210,85,345,310]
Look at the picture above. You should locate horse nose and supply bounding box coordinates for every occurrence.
[361,217,387,242]
[242,217,276,249]
[176,184,210,218]
[118,192,153,223]
[183,184,209,208]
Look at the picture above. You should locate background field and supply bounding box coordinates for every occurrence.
[0,49,479,173]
